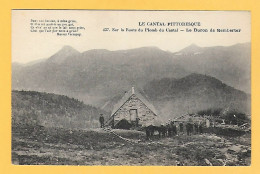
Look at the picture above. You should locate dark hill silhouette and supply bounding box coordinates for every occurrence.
[12,90,108,129]
[143,73,250,120]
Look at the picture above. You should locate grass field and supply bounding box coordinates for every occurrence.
[12,124,251,166]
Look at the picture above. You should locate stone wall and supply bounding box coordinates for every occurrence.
[113,94,157,126]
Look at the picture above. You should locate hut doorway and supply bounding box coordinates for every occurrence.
[129,109,138,121]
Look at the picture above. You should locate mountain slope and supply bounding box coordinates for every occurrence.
[12,90,108,129]
[177,43,202,55]
[143,73,250,120]
[12,46,188,106]
[48,45,80,64]
[12,43,251,109]
[173,43,251,93]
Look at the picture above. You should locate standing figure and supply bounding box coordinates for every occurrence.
[186,123,193,136]
[136,117,140,127]
[158,125,166,138]
[145,127,151,140]
[190,123,194,134]
[162,125,167,137]
[167,123,172,137]
[186,123,189,136]
[172,122,177,136]
[173,124,177,136]
[194,123,199,134]
[99,114,105,128]
[179,122,184,133]
[199,124,203,134]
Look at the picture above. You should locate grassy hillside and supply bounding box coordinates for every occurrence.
[12,90,108,129]
[143,73,250,119]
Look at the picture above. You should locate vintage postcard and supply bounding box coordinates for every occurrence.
[11,10,251,166]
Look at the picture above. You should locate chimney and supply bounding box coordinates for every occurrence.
[132,87,135,94]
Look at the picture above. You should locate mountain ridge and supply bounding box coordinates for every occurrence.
[142,73,250,120]
[12,43,251,118]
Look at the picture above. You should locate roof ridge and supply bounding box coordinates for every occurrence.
[134,91,158,115]
[110,89,133,116]
[110,88,158,117]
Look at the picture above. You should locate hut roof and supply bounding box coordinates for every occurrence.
[111,88,158,117]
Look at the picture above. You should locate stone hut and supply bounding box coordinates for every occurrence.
[106,87,158,129]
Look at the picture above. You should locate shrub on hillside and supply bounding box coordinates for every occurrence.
[197,108,222,116]
[221,111,249,126]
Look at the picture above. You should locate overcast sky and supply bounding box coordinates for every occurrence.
[12,10,251,63]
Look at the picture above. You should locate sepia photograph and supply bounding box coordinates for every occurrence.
[11,10,251,166]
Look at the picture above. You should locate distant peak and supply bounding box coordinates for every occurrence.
[117,46,163,54]
[142,46,160,49]
[183,73,221,83]
[134,46,161,51]
[186,73,208,78]
[189,43,199,47]
[179,43,202,54]
[229,42,251,49]
[60,45,79,53]
[12,62,24,66]
[48,45,80,64]
[84,49,110,54]
[185,43,201,49]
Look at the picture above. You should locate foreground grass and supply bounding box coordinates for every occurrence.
[12,124,251,166]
